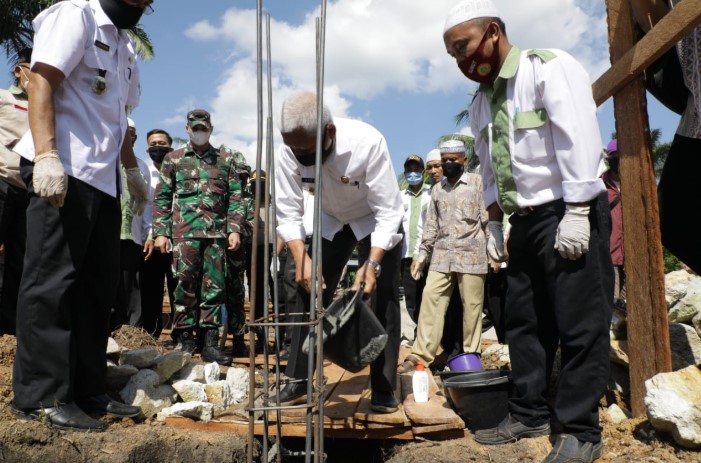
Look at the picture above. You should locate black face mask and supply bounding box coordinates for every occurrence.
[441,161,464,179]
[147,146,172,164]
[608,157,619,174]
[293,133,335,167]
[100,0,145,29]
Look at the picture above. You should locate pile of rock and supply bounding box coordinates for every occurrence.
[105,341,249,423]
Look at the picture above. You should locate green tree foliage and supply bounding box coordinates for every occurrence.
[1,0,154,64]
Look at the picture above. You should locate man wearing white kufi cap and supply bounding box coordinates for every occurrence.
[443,1,612,462]
[398,139,488,378]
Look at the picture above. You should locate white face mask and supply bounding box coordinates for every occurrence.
[189,129,211,146]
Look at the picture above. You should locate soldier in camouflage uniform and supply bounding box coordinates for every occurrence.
[152,109,244,366]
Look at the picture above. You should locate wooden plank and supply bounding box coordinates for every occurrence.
[165,416,416,440]
[400,371,463,427]
[605,0,672,416]
[593,0,701,105]
[412,423,467,436]
[276,361,347,423]
[231,354,287,367]
[353,386,410,427]
[323,369,369,428]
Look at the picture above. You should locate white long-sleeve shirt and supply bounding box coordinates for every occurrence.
[469,47,606,214]
[276,117,403,250]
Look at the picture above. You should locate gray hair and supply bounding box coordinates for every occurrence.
[280,91,333,135]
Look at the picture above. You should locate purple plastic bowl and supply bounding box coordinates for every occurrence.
[447,352,482,371]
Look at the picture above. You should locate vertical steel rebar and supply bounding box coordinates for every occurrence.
[248,1,264,462]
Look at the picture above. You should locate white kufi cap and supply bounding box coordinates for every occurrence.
[439,139,466,154]
[444,0,500,33]
[426,148,441,163]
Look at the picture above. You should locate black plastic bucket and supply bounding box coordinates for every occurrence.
[442,369,511,431]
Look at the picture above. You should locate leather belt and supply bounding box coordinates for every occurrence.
[513,206,535,216]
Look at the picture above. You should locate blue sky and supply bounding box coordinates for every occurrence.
[3,0,681,175]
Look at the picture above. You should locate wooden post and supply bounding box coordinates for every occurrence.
[604,0,672,416]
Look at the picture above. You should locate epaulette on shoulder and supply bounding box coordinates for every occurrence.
[527,49,557,64]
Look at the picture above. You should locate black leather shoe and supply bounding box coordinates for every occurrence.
[474,413,551,445]
[11,401,107,432]
[277,381,308,405]
[77,394,141,418]
[542,434,603,463]
[370,390,399,413]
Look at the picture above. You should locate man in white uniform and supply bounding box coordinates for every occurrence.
[276,91,404,412]
[11,0,152,432]
[443,1,613,462]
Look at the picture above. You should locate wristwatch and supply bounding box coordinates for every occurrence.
[365,258,382,277]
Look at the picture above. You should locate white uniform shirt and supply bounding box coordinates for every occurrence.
[276,118,403,250]
[401,185,430,259]
[14,0,140,197]
[469,48,606,212]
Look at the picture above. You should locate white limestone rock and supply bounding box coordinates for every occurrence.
[172,363,206,383]
[669,279,701,323]
[156,401,213,422]
[607,404,631,424]
[106,337,120,355]
[171,379,208,402]
[204,362,221,384]
[645,365,701,449]
[665,270,694,307]
[204,381,235,412]
[119,369,176,418]
[225,367,249,403]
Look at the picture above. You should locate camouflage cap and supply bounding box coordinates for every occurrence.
[187,109,212,129]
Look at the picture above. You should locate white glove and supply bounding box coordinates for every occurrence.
[554,204,591,260]
[33,151,68,208]
[125,167,148,216]
[411,258,426,280]
[487,221,507,262]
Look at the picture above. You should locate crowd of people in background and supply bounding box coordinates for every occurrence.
[1,0,699,462]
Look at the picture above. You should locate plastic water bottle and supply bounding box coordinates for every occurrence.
[412,363,429,403]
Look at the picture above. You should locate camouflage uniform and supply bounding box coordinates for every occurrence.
[152,143,244,330]
[225,161,251,335]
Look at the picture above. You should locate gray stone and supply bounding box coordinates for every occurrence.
[693,312,701,339]
[669,279,701,323]
[119,348,162,369]
[225,367,249,403]
[665,270,694,307]
[172,363,206,383]
[645,365,701,449]
[119,369,176,418]
[669,323,701,371]
[106,337,120,355]
[105,362,138,390]
[171,379,208,402]
[204,362,221,384]
[153,351,191,384]
[156,401,213,422]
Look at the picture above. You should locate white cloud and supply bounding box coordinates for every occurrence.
[182,0,610,159]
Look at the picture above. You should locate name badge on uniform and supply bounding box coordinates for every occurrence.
[92,69,107,95]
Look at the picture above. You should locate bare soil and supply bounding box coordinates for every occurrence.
[1,333,700,462]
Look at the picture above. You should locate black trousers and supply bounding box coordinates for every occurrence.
[278,245,299,346]
[505,195,613,443]
[659,134,701,274]
[0,180,28,335]
[111,240,143,331]
[286,225,402,393]
[13,161,120,409]
[139,249,176,337]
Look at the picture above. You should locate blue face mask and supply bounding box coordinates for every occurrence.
[405,171,423,186]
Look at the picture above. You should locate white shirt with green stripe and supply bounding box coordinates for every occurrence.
[469,47,607,214]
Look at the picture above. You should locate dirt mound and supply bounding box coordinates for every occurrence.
[111,325,166,353]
